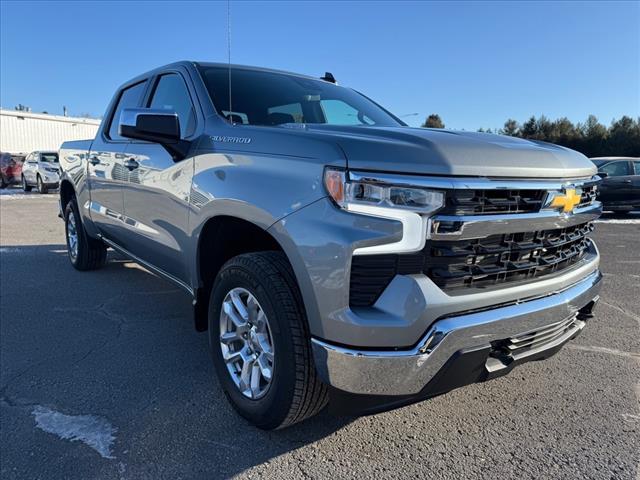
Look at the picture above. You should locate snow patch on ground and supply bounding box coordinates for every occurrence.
[0,188,57,199]
[32,406,117,459]
[595,219,640,224]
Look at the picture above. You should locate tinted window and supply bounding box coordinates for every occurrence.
[267,103,305,123]
[633,161,640,175]
[321,99,374,125]
[108,81,147,140]
[198,66,401,127]
[149,74,196,138]
[599,161,630,177]
[40,153,58,163]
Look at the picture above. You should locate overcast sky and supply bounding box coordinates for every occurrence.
[1,0,638,129]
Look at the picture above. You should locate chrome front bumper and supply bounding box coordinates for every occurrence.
[312,269,602,396]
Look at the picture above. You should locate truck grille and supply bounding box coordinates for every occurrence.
[426,222,594,290]
[349,222,594,307]
[440,189,546,215]
[578,184,598,208]
[438,184,597,216]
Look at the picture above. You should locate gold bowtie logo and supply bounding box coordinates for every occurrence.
[550,188,581,213]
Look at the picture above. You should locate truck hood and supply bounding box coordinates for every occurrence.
[301,125,596,179]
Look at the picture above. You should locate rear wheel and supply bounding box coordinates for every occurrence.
[209,251,328,430]
[22,176,32,192]
[64,199,107,270]
[37,175,48,194]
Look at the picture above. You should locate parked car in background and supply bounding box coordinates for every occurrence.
[0,152,24,188]
[591,157,640,213]
[21,151,60,193]
[1,152,23,188]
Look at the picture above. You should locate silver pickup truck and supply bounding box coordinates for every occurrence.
[59,61,602,429]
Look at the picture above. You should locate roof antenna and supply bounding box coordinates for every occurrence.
[320,72,336,84]
[227,0,233,124]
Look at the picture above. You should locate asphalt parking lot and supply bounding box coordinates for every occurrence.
[1,188,639,480]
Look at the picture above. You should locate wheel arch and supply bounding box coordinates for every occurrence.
[193,214,304,332]
[59,179,76,217]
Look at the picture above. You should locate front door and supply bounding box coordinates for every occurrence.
[23,153,38,184]
[87,80,148,242]
[598,160,633,206]
[119,71,199,284]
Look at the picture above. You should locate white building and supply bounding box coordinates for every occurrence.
[0,108,101,154]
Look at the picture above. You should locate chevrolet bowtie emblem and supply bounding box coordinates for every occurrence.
[550,188,581,213]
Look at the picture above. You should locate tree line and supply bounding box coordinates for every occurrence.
[421,114,640,158]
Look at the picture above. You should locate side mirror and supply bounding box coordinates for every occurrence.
[598,172,608,179]
[119,108,189,160]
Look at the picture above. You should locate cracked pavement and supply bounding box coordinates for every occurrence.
[1,191,639,479]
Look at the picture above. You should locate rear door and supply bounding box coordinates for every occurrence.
[630,160,640,204]
[119,69,200,284]
[87,80,148,242]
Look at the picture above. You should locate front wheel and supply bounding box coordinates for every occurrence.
[208,252,328,430]
[22,176,32,192]
[64,199,107,270]
[37,175,48,194]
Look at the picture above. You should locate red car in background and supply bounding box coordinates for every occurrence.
[0,152,25,188]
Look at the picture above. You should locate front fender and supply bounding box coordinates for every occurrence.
[186,149,345,287]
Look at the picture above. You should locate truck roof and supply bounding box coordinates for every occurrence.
[120,61,331,90]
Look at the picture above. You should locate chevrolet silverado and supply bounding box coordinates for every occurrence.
[59,61,602,429]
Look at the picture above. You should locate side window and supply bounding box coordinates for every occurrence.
[599,161,630,177]
[267,103,304,124]
[632,161,640,175]
[321,99,374,125]
[108,81,148,140]
[148,74,196,138]
[221,110,249,124]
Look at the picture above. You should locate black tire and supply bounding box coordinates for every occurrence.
[208,251,328,430]
[64,199,107,271]
[37,175,48,194]
[0,175,7,189]
[22,175,32,192]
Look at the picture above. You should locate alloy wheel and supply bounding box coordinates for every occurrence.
[219,287,275,399]
[66,210,78,261]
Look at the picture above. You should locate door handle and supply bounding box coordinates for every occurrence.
[89,156,100,166]
[124,158,139,171]
[623,179,632,184]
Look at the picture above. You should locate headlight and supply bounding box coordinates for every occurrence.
[324,168,444,214]
[324,168,445,255]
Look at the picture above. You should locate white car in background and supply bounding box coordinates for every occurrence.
[22,151,60,193]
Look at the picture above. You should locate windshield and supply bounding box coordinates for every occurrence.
[40,153,59,163]
[197,66,402,127]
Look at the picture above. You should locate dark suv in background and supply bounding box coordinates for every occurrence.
[591,157,640,213]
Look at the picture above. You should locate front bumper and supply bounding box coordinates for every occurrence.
[41,171,60,187]
[312,269,602,403]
